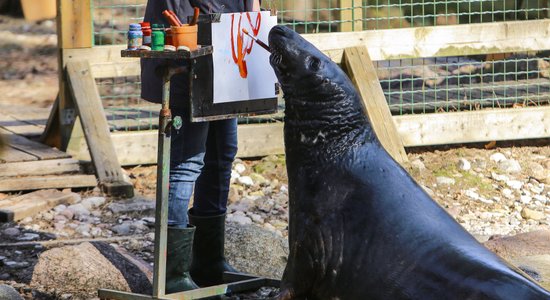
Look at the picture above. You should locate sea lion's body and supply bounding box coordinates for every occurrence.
[268,25,550,300]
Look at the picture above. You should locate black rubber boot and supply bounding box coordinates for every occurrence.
[166,226,199,294]
[188,209,238,287]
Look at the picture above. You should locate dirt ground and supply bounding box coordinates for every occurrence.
[0,13,549,299]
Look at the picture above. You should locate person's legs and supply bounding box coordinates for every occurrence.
[165,108,210,293]
[192,118,238,215]
[189,118,239,286]
[167,108,210,227]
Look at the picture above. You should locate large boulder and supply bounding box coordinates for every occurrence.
[0,284,23,300]
[31,242,152,299]
[484,230,550,290]
[225,223,288,279]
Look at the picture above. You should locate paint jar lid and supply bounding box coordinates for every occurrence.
[129,23,142,30]
[140,22,151,28]
[152,24,164,30]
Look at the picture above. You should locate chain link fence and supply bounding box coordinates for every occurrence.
[90,0,550,131]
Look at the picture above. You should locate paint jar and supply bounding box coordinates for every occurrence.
[140,22,152,47]
[165,28,173,46]
[127,23,143,50]
[151,24,165,51]
[171,25,198,51]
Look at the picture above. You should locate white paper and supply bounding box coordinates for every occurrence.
[211,11,278,103]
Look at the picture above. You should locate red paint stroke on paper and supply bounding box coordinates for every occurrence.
[230,12,262,78]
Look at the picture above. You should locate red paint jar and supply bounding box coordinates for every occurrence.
[140,22,152,46]
[165,28,173,46]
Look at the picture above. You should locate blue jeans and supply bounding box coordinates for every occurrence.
[168,108,238,228]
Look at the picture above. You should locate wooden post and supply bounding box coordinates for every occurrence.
[43,0,93,149]
[339,0,363,32]
[66,60,134,198]
[342,46,408,164]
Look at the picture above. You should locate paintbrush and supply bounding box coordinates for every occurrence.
[242,28,270,53]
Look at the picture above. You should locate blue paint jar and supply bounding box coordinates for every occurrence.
[127,23,143,50]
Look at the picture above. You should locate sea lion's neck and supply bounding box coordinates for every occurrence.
[284,92,374,163]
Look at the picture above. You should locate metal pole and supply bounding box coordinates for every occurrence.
[152,71,173,298]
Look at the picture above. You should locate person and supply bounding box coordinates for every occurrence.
[140,0,261,294]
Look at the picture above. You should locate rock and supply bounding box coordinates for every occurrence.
[250,173,268,186]
[20,217,32,224]
[31,242,152,298]
[90,227,103,237]
[3,227,20,237]
[457,158,471,171]
[67,204,90,219]
[506,180,523,190]
[234,163,247,174]
[75,224,91,237]
[17,233,40,241]
[498,159,522,174]
[81,197,106,210]
[436,176,455,185]
[229,214,253,226]
[225,223,288,279]
[0,284,24,300]
[130,220,149,232]
[59,208,74,220]
[501,188,514,199]
[484,230,550,290]
[490,153,507,163]
[521,208,546,221]
[520,195,532,204]
[411,159,426,172]
[53,204,67,213]
[3,261,29,269]
[528,162,550,184]
[230,170,240,181]
[237,176,254,187]
[111,223,132,235]
[108,197,155,215]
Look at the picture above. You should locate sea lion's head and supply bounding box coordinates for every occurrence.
[269,25,348,100]
[269,25,371,156]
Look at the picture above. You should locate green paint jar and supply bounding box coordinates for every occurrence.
[151,24,165,51]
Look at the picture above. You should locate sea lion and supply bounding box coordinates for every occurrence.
[268,25,550,300]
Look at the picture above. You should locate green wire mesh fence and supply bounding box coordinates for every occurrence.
[90,0,550,132]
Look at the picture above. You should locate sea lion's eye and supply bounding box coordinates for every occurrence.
[307,56,321,71]
[323,78,330,85]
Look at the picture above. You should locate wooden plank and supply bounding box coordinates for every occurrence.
[0,128,69,160]
[0,113,44,137]
[236,123,285,158]
[92,61,141,79]
[66,60,134,197]
[58,0,92,49]
[343,46,409,164]
[0,146,37,163]
[0,158,81,177]
[394,106,550,147]
[302,19,550,63]
[69,123,286,166]
[66,105,550,165]
[0,189,80,222]
[339,0,363,32]
[0,175,97,193]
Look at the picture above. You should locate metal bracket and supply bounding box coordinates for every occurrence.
[61,108,76,125]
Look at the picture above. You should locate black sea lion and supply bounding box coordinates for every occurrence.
[268,25,550,300]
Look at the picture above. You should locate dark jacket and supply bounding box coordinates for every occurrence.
[140,0,256,108]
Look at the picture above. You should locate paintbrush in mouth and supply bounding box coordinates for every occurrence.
[242,28,271,53]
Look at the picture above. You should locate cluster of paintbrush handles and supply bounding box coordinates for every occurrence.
[127,8,200,52]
